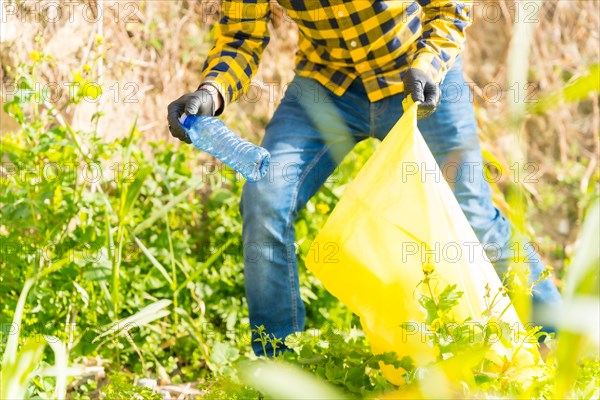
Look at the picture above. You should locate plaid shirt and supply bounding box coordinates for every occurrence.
[200,0,472,110]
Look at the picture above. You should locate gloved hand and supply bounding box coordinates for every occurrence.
[403,68,440,120]
[167,87,218,143]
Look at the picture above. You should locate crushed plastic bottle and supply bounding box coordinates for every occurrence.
[179,113,270,182]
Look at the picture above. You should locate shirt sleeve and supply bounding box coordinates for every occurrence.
[411,0,473,83]
[199,0,271,114]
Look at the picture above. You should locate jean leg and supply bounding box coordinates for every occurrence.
[240,76,365,356]
[416,58,562,311]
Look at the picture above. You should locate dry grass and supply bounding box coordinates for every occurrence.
[1,0,598,270]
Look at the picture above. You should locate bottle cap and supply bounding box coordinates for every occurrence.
[179,113,188,124]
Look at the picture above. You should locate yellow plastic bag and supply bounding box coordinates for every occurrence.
[306,99,540,385]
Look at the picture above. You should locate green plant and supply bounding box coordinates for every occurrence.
[1,277,67,400]
[100,373,162,400]
[1,48,245,393]
[277,329,408,397]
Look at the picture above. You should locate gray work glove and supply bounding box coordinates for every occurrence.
[403,68,440,120]
[167,88,216,144]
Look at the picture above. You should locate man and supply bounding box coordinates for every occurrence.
[168,0,561,356]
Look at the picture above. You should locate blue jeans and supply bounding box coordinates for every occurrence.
[239,57,561,356]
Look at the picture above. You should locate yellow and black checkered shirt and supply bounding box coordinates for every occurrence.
[200,0,472,109]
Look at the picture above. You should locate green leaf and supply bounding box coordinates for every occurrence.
[131,234,173,285]
[93,299,172,343]
[209,342,239,366]
[1,278,35,368]
[0,338,46,400]
[121,165,153,217]
[132,177,203,235]
[528,64,600,114]
[438,285,463,312]
[44,336,68,400]
[418,294,437,321]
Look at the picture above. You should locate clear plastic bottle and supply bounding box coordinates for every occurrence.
[179,114,271,182]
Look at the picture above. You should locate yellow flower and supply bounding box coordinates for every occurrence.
[79,210,88,227]
[72,70,84,83]
[315,203,330,214]
[53,185,63,211]
[422,261,434,275]
[94,34,104,45]
[29,50,41,62]
[81,82,102,100]
[82,63,91,72]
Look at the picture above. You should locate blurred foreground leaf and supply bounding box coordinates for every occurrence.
[238,359,347,400]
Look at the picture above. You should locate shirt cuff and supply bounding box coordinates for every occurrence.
[197,78,229,116]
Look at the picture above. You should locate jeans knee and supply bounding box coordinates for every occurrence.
[240,179,291,234]
[241,181,268,218]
